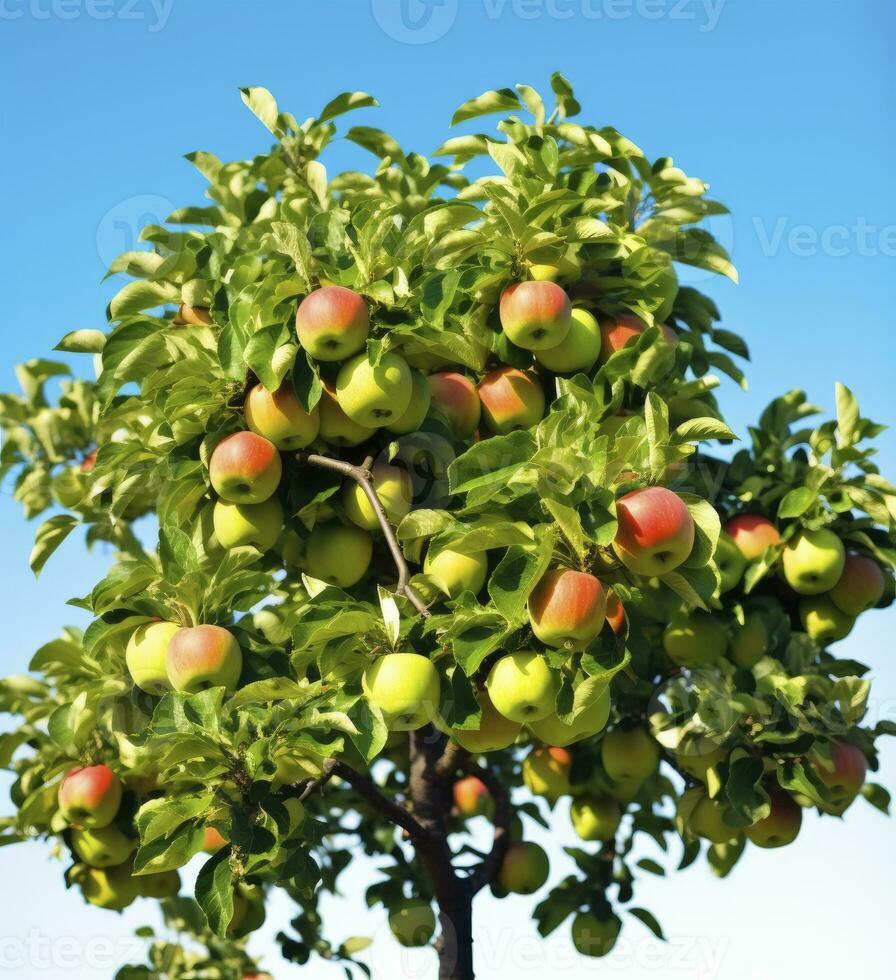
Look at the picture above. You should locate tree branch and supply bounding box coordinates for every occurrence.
[463,757,512,895]
[295,452,431,617]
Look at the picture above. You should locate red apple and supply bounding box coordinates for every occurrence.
[209,431,282,504]
[244,383,319,450]
[203,826,228,853]
[295,285,369,361]
[724,514,782,561]
[58,765,122,829]
[813,741,867,808]
[604,588,625,634]
[745,787,802,848]
[599,314,677,361]
[453,775,492,819]
[166,625,243,693]
[527,568,607,649]
[829,554,886,616]
[427,372,481,438]
[499,280,571,351]
[612,487,695,576]
[477,367,545,434]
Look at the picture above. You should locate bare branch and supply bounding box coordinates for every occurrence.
[463,758,512,895]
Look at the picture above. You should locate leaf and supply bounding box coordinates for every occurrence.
[488,529,555,626]
[30,515,78,576]
[835,382,859,445]
[451,88,521,126]
[319,91,378,123]
[227,678,307,709]
[378,587,401,648]
[195,848,235,937]
[348,699,388,764]
[673,417,736,444]
[628,906,665,939]
[133,820,205,875]
[777,486,817,519]
[54,329,106,353]
[240,86,280,135]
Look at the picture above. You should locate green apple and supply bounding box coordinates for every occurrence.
[389,899,436,948]
[213,497,283,551]
[799,596,854,644]
[612,487,695,576]
[209,431,282,504]
[71,824,137,868]
[829,554,886,615]
[386,370,431,435]
[453,775,492,819]
[58,765,122,829]
[534,308,601,374]
[318,384,379,447]
[126,620,179,695]
[571,912,620,958]
[497,841,549,894]
[674,735,727,782]
[569,796,621,842]
[343,463,413,530]
[335,352,413,428]
[295,285,369,362]
[244,382,319,450]
[230,884,266,938]
[527,252,581,283]
[527,568,607,650]
[449,690,520,752]
[138,870,181,899]
[78,862,140,911]
[166,625,243,693]
[730,613,769,668]
[876,564,895,608]
[522,746,573,801]
[782,529,845,595]
[745,788,801,848]
[424,547,488,599]
[688,794,737,844]
[499,280,572,350]
[601,727,659,782]
[362,652,441,731]
[715,532,747,593]
[663,612,728,668]
[305,521,373,588]
[486,652,560,723]
[528,687,611,747]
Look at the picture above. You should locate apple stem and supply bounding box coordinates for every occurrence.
[295,452,431,618]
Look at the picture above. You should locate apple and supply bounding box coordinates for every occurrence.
[529,687,611,747]
[723,514,782,560]
[213,497,283,551]
[203,826,228,853]
[876,564,895,608]
[674,735,726,782]
[486,651,559,723]
[427,371,481,438]
[497,841,550,894]
[799,596,854,644]
[663,611,728,668]
[362,652,441,731]
[388,898,436,948]
[569,796,621,842]
[612,487,695,576]
[126,620,179,695]
[528,568,607,650]
[424,547,488,599]
[335,352,413,428]
[571,912,620,958]
[78,862,140,910]
[812,742,866,808]
[209,431,282,504]
[601,727,659,782]
[745,788,802,848]
[829,554,886,615]
[244,383,319,451]
[230,884,266,938]
[782,528,845,595]
[318,383,378,447]
[166,625,243,693]
[343,463,413,530]
[305,521,373,588]
[295,285,369,361]
[715,532,747,592]
[59,765,122,829]
[522,746,573,801]
[71,825,137,868]
[730,613,769,668]
[453,775,492,819]
[599,313,677,361]
[528,252,581,283]
[138,870,181,899]
[534,308,601,374]
[477,367,545,434]
[499,280,572,350]
[688,794,737,844]
[386,370,431,435]
[449,690,520,752]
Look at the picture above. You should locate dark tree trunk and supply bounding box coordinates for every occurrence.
[436,892,475,980]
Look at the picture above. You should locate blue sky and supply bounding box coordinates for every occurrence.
[0,1,894,977]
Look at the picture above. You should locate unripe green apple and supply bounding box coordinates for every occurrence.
[230,884,266,938]
[570,796,621,842]
[166,625,243,693]
[688,794,737,844]
[213,497,283,551]
[305,521,373,588]
[424,547,488,599]
[674,735,727,782]
[362,652,441,731]
[534,308,601,374]
[386,370,431,435]
[318,384,378,447]
[799,596,854,644]
[527,252,581,283]
[59,765,122,829]
[730,613,769,668]
[528,687,611,747]
[244,383,319,450]
[829,554,886,615]
[715,532,747,592]
[745,788,801,848]
[427,371,481,438]
[812,741,866,809]
[724,514,782,561]
[571,912,620,958]
[138,869,181,899]
[499,280,572,351]
[522,746,573,801]
[486,652,559,723]
[612,487,695,576]
[477,367,545,434]
[126,620,179,695]
[52,466,88,508]
[343,463,413,530]
[209,431,282,504]
[71,824,137,868]
[601,727,659,782]
[527,568,607,650]
[782,529,845,595]
[388,899,436,948]
[663,611,728,668]
[497,841,550,894]
[79,862,140,910]
[335,352,413,428]
[295,285,369,361]
[449,690,520,752]
[876,564,895,608]
[453,775,492,819]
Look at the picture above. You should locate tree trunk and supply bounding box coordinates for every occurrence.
[436,893,474,980]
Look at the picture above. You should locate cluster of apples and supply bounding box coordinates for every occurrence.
[125,621,243,696]
[57,764,179,910]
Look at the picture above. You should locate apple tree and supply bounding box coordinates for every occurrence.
[1,76,894,980]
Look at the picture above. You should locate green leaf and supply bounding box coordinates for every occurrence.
[240,86,281,135]
[673,417,736,444]
[777,486,817,519]
[451,88,521,126]
[54,329,106,353]
[835,382,859,445]
[628,906,665,939]
[194,848,235,936]
[30,515,78,576]
[488,529,555,626]
[319,91,378,123]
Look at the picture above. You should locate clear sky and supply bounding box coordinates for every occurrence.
[0,1,894,978]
